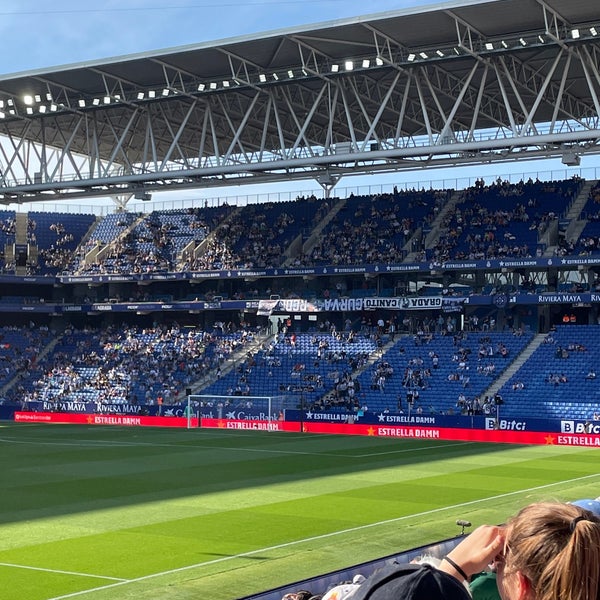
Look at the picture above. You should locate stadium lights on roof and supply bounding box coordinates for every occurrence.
[0,112,4,119]
[24,95,34,105]
[436,50,444,57]
[92,98,100,106]
[485,42,494,50]
[362,59,370,68]
[419,52,428,59]
[287,70,294,78]
[259,74,267,83]
[375,56,384,66]
[137,91,145,99]
[34,94,41,103]
[272,73,279,81]
[345,60,353,71]
[39,105,47,113]
[162,88,170,96]
[571,29,580,39]
[538,35,545,43]
[223,80,231,87]
[331,64,339,72]
[26,107,33,115]
[197,83,205,91]
[591,27,598,36]
[78,99,86,108]
[501,40,508,48]
[209,82,217,89]
[148,90,156,98]
[46,93,52,102]
[50,104,57,112]
[103,96,111,104]
[519,38,527,46]
[407,53,416,62]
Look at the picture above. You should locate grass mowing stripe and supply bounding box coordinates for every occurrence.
[0,563,127,581]
[37,470,600,600]
[0,434,476,458]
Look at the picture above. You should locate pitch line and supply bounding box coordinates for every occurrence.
[44,470,600,600]
[0,562,127,581]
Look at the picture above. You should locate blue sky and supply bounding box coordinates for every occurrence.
[1,0,597,207]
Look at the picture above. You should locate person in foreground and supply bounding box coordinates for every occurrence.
[351,501,600,600]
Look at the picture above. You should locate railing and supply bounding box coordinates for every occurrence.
[3,165,599,216]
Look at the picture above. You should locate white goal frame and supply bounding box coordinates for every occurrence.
[185,394,291,429]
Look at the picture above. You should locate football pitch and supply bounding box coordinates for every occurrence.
[1,423,599,600]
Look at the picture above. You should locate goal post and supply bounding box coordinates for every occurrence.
[185,394,293,429]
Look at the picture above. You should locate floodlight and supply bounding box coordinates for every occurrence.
[407,54,416,62]
[331,64,339,72]
[46,93,53,101]
[148,90,156,98]
[103,96,111,104]
[485,42,494,50]
[571,29,580,39]
[436,50,444,57]
[259,74,267,83]
[362,59,370,68]
[591,27,598,36]
[24,95,34,105]
[222,80,230,87]
[197,84,205,91]
[344,60,353,71]
[519,38,527,46]
[209,82,217,89]
[162,88,170,96]
[419,52,428,59]
[92,98,100,106]
[78,99,86,107]
[26,107,33,115]
[375,56,384,66]
[34,94,41,103]
[39,105,47,113]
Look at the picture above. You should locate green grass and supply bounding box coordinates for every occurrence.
[1,423,599,600]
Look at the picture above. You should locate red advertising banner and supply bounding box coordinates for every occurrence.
[14,412,198,428]
[13,413,600,447]
[201,418,600,447]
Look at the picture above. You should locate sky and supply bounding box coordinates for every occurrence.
[1,0,598,209]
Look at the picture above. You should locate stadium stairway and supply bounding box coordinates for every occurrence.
[479,333,546,401]
[407,189,461,262]
[0,334,61,396]
[192,330,271,395]
[294,196,347,265]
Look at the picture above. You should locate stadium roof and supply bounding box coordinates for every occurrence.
[0,0,598,204]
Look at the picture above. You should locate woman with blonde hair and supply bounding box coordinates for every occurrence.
[439,501,600,600]
[494,502,600,600]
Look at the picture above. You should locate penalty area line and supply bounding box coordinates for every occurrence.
[44,470,600,599]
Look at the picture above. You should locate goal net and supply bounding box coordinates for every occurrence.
[185,394,292,428]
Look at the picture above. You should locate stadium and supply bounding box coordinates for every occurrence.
[1,0,600,598]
